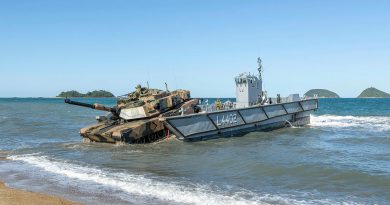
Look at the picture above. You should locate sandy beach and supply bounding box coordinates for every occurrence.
[0,181,82,205]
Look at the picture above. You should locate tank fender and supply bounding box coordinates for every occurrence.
[80,123,106,137]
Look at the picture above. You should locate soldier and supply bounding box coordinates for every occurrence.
[216,98,223,110]
[136,84,142,93]
[128,84,143,100]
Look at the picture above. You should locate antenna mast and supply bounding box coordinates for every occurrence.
[257,57,263,80]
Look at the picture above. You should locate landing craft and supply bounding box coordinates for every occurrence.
[65,58,318,143]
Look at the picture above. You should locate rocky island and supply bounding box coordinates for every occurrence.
[358,87,390,98]
[304,89,340,98]
[57,90,115,98]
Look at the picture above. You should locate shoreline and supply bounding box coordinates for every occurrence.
[0,181,82,205]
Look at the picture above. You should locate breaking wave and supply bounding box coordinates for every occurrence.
[7,154,341,205]
[310,115,390,131]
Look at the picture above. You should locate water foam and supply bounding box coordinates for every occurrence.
[8,154,313,205]
[310,115,390,132]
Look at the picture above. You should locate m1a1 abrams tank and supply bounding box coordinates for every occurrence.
[65,85,199,144]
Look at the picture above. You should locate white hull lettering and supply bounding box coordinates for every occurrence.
[216,114,238,126]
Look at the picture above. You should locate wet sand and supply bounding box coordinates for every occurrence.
[0,181,82,205]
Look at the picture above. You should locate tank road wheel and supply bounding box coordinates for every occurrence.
[157,130,166,140]
[147,134,154,143]
[136,130,167,144]
[120,129,168,144]
[150,130,167,143]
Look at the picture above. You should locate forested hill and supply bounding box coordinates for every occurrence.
[358,87,390,98]
[57,90,115,98]
[304,89,340,98]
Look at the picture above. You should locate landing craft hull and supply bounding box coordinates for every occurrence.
[164,99,318,141]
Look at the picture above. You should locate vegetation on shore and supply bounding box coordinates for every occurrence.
[57,90,115,98]
[358,87,390,98]
[304,89,340,98]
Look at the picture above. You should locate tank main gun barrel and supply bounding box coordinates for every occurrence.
[64,99,116,113]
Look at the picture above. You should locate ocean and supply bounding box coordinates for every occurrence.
[0,98,389,205]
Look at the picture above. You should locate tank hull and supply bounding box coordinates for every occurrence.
[80,118,166,144]
[164,99,318,141]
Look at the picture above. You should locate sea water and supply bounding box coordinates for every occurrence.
[0,98,389,204]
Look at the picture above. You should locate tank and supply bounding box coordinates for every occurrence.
[65,85,199,144]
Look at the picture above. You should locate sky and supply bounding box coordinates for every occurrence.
[0,0,389,98]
